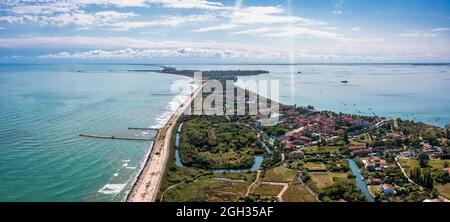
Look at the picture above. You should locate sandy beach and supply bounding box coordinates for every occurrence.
[126,80,203,202]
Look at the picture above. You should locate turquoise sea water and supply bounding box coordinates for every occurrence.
[0,63,449,202]
[0,64,193,201]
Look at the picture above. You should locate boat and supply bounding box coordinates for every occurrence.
[341,80,349,84]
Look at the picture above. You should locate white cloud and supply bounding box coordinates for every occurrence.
[233,26,383,44]
[228,6,326,25]
[147,0,225,10]
[0,0,224,30]
[9,4,77,15]
[2,0,225,9]
[192,4,328,33]
[399,27,450,38]
[36,47,450,62]
[432,27,449,32]
[192,23,238,32]
[325,26,339,31]
[399,31,436,38]
[350,26,360,32]
[0,6,212,30]
[0,36,284,53]
[38,47,285,60]
[107,14,214,30]
[39,11,137,28]
[333,0,345,14]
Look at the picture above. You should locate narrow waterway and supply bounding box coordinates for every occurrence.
[348,159,375,202]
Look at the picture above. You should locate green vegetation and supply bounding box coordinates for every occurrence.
[318,181,366,202]
[263,125,288,137]
[162,177,250,202]
[308,172,350,190]
[418,152,430,168]
[303,145,341,154]
[303,162,327,171]
[159,118,259,202]
[252,184,284,197]
[400,159,450,170]
[409,167,434,189]
[179,116,264,170]
[261,165,298,183]
[239,194,277,202]
[435,184,450,199]
[158,86,450,202]
[281,184,318,202]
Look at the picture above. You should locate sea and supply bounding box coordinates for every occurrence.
[0,63,449,201]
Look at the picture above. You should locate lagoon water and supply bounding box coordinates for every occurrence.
[235,64,450,127]
[0,63,449,201]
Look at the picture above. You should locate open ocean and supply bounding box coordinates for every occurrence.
[0,63,449,201]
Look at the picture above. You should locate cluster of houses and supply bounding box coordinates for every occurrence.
[420,142,442,158]
[348,143,373,157]
[276,107,376,150]
[397,142,444,159]
[386,132,408,142]
[363,156,397,171]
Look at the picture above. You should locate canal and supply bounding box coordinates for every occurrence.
[348,159,375,202]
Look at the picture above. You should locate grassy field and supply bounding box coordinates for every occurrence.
[262,165,298,183]
[303,162,327,171]
[281,184,317,202]
[329,172,350,182]
[252,184,284,197]
[435,183,450,200]
[399,159,450,170]
[303,145,341,154]
[162,177,250,202]
[212,172,256,181]
[309,172,333,189]
[368,185,380,197]
[309,172,349,189]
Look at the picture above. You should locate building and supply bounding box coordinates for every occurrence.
[367,176,381,185]
[364,157,390,171]
[400,150,416,159]
[379,184,396,195]
[423,197,450,202]
[443,168,450,174]
[387,132,407,141]
[290,151,305,160]
[366,163,377,171]
[351,148,373,157]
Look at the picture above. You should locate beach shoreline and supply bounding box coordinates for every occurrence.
[126,78,203,202]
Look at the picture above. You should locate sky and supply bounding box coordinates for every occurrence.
[0,0,449,63]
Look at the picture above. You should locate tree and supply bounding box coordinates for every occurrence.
[418,152,429,168]
[343,131,349,145]
[422,170,434,189]
[410,167,434,189]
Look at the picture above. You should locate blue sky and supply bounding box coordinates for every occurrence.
[0,0,449,62]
